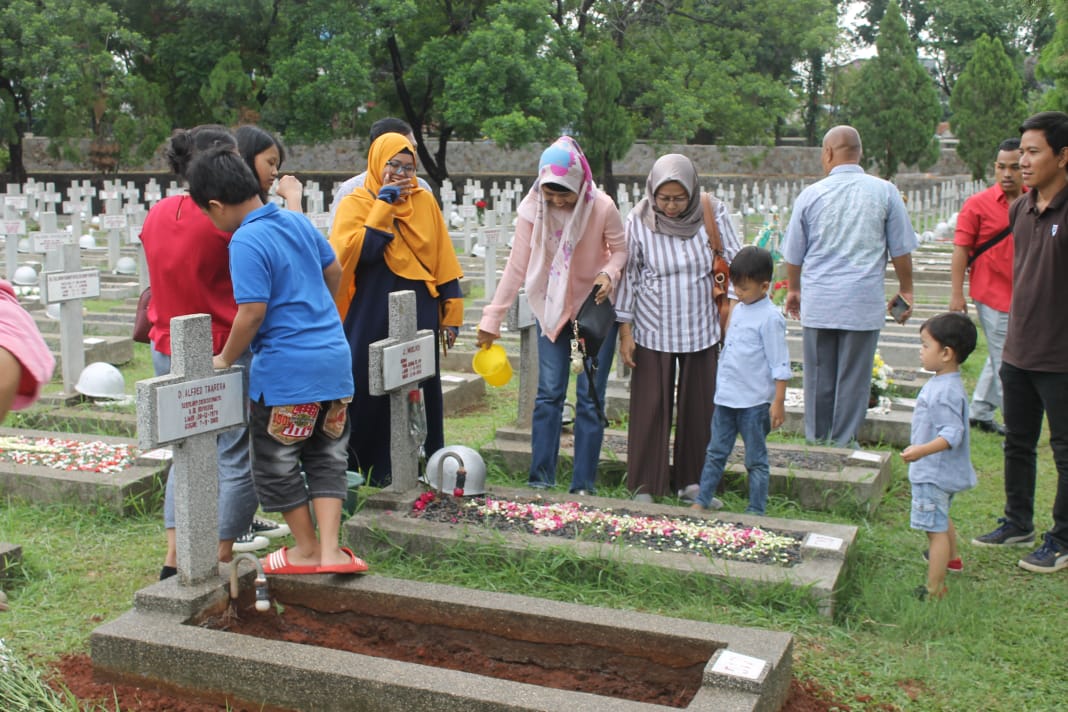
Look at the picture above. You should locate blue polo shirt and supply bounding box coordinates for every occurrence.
[229,203,354,406]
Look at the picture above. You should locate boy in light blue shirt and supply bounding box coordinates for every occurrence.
[902,312,977,600]
[692,246,791,515]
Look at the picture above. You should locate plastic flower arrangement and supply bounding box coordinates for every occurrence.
[770,280,788,306]
[870,351,895,406]
[411,495,801,566]
[475,199,487,224]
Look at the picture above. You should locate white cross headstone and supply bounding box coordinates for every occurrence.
[136,314,247,584]
[367,290,436,492]
[39,244,101,392]
[100,198,127,271]
[481,226,502,297]
[506,288,538,428]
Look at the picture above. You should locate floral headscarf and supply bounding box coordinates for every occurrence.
[518,136,597,334]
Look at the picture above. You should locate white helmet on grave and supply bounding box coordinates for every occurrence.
[75,362,126,399]
[45,303,61,320]
[114,256,137,275]
[79,234,97,250]
[12,265,38,286]
[424,445,487,495]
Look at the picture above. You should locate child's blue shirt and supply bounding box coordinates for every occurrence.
[229,203,354,406]
[715,297,792,408]
[908,372,976,493]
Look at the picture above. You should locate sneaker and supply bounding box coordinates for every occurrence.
[971,518,1035,547]
[923,549,963,573]
[232,532,269,553]
[1018,535,1068,574]
[676,484,701,503]
[250,516,290,539]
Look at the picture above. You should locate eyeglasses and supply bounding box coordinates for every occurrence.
[385,159,417,175]
[654,193,689,205]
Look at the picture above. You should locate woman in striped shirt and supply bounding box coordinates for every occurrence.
[616,154,742,502]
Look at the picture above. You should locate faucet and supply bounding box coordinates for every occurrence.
[229,552,270,612]
[437,449,467,495]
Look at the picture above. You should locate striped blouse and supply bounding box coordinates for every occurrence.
[615,198,742,353]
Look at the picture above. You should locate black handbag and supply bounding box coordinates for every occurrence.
[572,285,616,426]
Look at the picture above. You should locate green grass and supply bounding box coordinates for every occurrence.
[2,338,1068,711]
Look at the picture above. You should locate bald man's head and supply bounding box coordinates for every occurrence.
[821,126,863,172]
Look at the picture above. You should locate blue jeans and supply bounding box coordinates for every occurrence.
[154,347,259,541]
[695,403,771,515]
[970,302,1007,422]
[530,320,617,492]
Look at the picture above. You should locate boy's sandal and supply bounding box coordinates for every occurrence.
[261,546,320,575]
[316,547,369,575]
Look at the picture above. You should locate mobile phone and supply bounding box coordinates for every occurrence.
[889,294,910,323]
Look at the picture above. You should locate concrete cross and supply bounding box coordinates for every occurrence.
[136,314,247,585]
[39,243,101,392]
[506,288,538,428]
[367,290,436,493]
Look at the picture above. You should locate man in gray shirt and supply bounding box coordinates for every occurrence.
[781,125,917,447]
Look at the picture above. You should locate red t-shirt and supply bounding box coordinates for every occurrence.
[139,194,236,355]
[953,184,1020,312]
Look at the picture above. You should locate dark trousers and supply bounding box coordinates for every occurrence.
[1000,362,1068,548]
[626,345,718,497]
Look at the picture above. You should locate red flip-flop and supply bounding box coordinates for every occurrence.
[316,547,369,575]
[260,546,319,575]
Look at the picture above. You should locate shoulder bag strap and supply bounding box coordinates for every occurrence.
[966,226,1012,267]
[701,193,724,254]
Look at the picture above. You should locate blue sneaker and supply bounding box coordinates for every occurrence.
[971,518,1034,547]
[1018,535,1068,574]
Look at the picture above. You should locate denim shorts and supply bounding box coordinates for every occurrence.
[910,482,954,533]
[249,397,350,512]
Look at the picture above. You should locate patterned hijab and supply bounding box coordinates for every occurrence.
[634,153,704,238]
[517,135,597,333]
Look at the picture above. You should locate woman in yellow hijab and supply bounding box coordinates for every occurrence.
[330,132,463,486]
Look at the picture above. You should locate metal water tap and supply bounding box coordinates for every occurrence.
[436,449,467,496]
[229,552,270,612]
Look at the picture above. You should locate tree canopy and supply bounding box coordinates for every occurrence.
[0,0,1058,184]
[950,34,1026,180]
[843,0,942,179]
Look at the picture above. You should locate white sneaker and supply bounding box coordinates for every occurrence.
[249,516,291,539]
[232,532,269,553]
[677,484,701,503]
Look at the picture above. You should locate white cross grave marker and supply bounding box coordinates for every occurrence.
[39,244,101,392]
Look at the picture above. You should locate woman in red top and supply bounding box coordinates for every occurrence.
[140,125,272,579]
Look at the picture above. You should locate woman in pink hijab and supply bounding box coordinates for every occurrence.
[477,136,627,494]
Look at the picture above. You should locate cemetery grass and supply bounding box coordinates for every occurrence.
[1,348,1067,710]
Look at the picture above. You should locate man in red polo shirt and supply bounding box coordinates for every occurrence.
[949,138,1024,436]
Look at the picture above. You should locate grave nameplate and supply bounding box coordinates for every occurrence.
[40,268,101,303]
[153,372,245,445]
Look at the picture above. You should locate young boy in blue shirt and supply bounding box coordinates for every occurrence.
[692,246,791,515]
[186,147,365,575]
[902,312,977,600]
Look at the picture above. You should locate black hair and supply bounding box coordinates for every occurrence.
[1019,112,1068,158]
[998,137,1021,153]
[186,147,262,210]
[542,182,573,193]
[235,125,285,173]
[920,312,977,364]
[370,117,413,142]
[164,125,235,179]
[728,246,774,284]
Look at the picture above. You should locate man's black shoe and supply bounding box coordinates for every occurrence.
[970,418,1006,436]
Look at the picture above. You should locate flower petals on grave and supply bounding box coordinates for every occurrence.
[0,436,136,473]
[412,496,802,566]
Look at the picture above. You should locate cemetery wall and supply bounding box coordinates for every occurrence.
[18,136,970,185]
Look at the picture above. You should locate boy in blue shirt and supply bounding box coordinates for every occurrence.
[692,246,791,515]
[902,312,977,600]
[186,147,365,575]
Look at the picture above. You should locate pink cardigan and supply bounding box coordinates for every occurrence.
[480,191,627,342]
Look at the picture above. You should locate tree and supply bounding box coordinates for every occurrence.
[368,0,584,186]
[950,34,1026,180]
[1036,0,1068,110]
[0,0,143,181]
[842,0,941,179]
